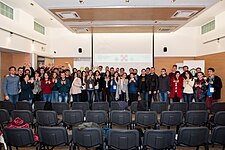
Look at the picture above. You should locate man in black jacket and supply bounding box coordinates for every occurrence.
[147,67,159,105]
[206,68,222,109]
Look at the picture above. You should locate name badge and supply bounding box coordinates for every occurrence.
[210,87,214,93]
[89,84,93,89]
[113,85,117,90]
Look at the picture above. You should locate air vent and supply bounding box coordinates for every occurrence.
[56,11,80,19]
[171,10,198,18]
[73,28,89,33]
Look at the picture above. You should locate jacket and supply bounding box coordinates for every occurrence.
[116,78,129,101]
[128,79,138,93]
[57,78,71,93]
[20,81,34,100]
[158,75,170,93]
[41,80,53,94]
[194,79,207,100]
[70,77,82,94]
[207,75,222,99]
[3,75,21,96]
[170,76,183,99]
[147,73,159,91]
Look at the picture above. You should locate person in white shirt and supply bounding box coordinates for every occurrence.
[70,72,82,102]
[183,71,195,103]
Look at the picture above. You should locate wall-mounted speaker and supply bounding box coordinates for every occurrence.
[78,48,82,53]
[163,47,168,52]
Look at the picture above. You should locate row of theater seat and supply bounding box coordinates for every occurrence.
[2,125,225,150]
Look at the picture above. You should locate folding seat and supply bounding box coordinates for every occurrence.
[210,102,225,114]
[86,110,108,126]
[189,102,207,110]
[0,101,15,114]
[36,110,58,126]
[15,101,32,111]
[211,126,225,150]
[170,102,188,114]
[52,102,69,115]
[151,102,168,114]
[185,110,208,126]
[34,101,45,111]
[3,128,36,150]
[38,126,69,150]
[92,102,109,112]
[0,109,10,129]
[177,127,209,150]
[160,111,183,133]
[62,110,84,128]
[135,111,158,129]
[110,110,131,129]
[71,128,103,150]
[72,102,89,114]
[143,130,176,150]
[108,129,139,150]
[11,110,34,126]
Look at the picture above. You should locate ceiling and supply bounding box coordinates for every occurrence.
[2,0,222,33]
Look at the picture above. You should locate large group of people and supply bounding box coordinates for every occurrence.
[3,63,223,110]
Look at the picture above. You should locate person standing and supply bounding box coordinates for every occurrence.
[41,72,53,102]
[183,71,195,104]
[158,68,170,102]
[169,65,177,79]
[170,71,183,102]
[148,67,159,104]
[128,73,138,105]
[86,70,95,106]
[57,72,71,103]
[70,72,82,102]
[52,72,59,102]
[110,72,119,102]
[94,70,104,102]
[206,68,222,109]
[81,71,87,102]
[32,71,42,104]
[3,66,21,104]
[20,74,34,103]
[194,72,207,102]
[116,73,129,102]
[102,70,111,102]
[137,69,149,110]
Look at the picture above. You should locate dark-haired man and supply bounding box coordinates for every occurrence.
[169,65,177,79]
[3,66,21,104]
[206,68,222,109]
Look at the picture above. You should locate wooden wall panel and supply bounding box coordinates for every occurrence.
[12,53,31,68]
[196,52,225,101]
[54,58,74,68]
[154,57,195,75]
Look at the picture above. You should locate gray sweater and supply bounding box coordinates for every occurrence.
[3,75,21,96]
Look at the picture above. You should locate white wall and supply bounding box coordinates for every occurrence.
[197,10,225,56]
[0,8,51,56]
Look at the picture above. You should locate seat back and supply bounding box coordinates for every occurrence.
[135,111,157,127]
[151,102,168,114]
[189,102,207,110]
[143,130,175,149]
[72,128,103,148]
[130,101,138,113]
[110,110,131,126]
[92,102,109,112]
[214,111,225,126]
[52,102,69,115]
[178,127,209,147]
[108,129,139,150]
[3,128,34,147]
[34,101,45,111]
[185,110,208,126]
[86,110,107,125]
[160,111,183,126]
[0,101,15,114]
[11,110,33,124]
[72,102,89,114]
[15,101,32,111]
[211,102,225,114]
[0,109,10,126]
[38,126,68,146]
[170,102,188,114]
[110,101,120,110]
[211,126,225,146]
[62,110,84,126]
[36,110,58,126]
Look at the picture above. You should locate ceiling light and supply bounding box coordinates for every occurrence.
[125,0,130,2]
[10,32,13,37]
[171,10,198,18]
[56,12,80,19]
[79,0,84,3]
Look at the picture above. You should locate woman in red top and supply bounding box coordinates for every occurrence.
[170,71,183,102]
[41,72,53,102]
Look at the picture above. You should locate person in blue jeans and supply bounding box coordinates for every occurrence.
[86,70,95,107]
[52,72,59,102]
[158,68,170,102]
[57,72,70,103]
[3,66,21,104]
[110,72,119,102]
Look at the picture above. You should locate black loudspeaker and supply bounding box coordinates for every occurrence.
[78,48,82,53]
[163,47,167,52]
